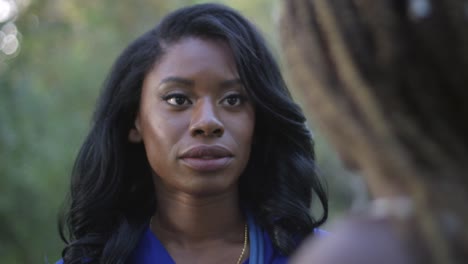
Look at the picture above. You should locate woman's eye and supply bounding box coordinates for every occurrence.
[222,94,245,106]
[163,94,191,106]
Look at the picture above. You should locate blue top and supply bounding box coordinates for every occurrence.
[57,216,326,264]
[129,213,287,264]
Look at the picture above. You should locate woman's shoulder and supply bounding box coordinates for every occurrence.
[256,225,327,264]
[291,217,414,264]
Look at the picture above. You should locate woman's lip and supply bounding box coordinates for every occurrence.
[180,157,233,172]
[179,145,233,159]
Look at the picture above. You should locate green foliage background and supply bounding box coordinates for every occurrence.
[0,0,358,262]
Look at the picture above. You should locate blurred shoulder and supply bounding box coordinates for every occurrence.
[292,217,414,264]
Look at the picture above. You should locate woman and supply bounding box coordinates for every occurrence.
[280,0,468,263]
[58,3,328,264]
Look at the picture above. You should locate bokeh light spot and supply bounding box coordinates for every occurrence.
[0,0,13,23]
[2,34,18,55]
[2,22,17,35]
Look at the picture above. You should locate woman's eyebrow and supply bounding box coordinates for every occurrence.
[159,76,194,87]
[158,77,243,90]
[220,78,243,88]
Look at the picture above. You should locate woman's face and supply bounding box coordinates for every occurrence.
[130,37,255,196]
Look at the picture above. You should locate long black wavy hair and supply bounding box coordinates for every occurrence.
[59,3,328,263]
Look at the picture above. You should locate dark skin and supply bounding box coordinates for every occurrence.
[129,37,255,264]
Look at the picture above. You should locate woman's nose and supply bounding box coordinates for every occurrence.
[189,99,224,137]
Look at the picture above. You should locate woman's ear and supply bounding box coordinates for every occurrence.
[128,117,142,143]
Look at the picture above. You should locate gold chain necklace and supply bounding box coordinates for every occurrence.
[150,217,249,264]
[236,223,248,264]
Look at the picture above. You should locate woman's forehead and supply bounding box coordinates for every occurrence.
[148,37,239,81]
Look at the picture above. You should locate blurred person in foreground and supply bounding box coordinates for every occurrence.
[280,0,468,263]
[57,3,328,264]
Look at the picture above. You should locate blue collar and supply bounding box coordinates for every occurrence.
[129,215,288,264]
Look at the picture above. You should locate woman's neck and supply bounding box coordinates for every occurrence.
[151,183,245,246]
